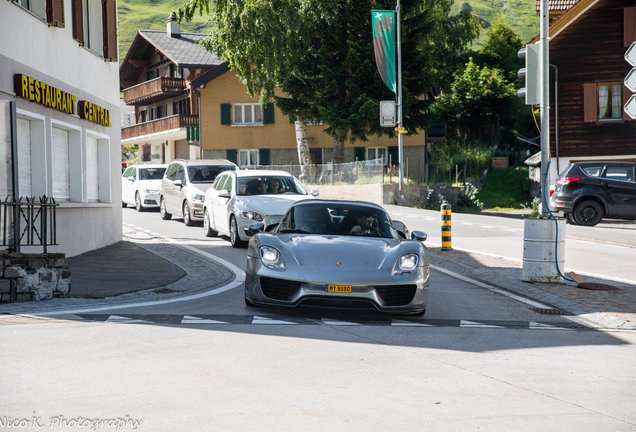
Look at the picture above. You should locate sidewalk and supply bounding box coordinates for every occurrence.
[1,228,634,330]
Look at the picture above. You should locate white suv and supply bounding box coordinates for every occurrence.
[160,159,238,226]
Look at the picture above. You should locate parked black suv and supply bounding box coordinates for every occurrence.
[550,161,636,226]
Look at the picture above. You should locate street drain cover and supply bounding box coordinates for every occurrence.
[152,288,182,294]
[530,307,572,315]
[577,283,621,292]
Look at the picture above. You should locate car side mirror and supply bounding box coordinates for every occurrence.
[311,189,320,197]
[245,222,264,236]
[173,179,183,187]
[411,230,427,242]
[217,190,230,198]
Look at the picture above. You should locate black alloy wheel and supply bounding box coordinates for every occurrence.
[573,200,604,227]
[160,197,172,220]
[122,201,127,208]
[183,202,195,226]
[203,209,218,237]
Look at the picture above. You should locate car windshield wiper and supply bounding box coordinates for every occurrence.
[279,229,311,234]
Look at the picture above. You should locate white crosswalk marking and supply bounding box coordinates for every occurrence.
[460,320,504,328]
[251,316,297,325]
[181,315,227,324]
[322,318,360,326]
[391,319,433,327]
[106,315,152,324]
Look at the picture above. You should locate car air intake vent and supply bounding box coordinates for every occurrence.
[260,277,301,300]
[376,285,417,306]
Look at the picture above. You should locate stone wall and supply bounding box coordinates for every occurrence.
[0,253,70,303]
[311,183,461,207]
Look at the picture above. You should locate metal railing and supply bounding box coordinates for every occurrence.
[1,196,58,253]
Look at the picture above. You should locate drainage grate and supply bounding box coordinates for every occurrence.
[530,307,572,316]
[152,288,182,294]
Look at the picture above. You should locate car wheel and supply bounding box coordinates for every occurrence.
[122,201,127,208]
[183,202,195,226]
[573,200,604,226]
[565,213,578,225]
[203,209,218,237]
[160,197,172,220]
[135,192,144,212]
[230,216,246,248]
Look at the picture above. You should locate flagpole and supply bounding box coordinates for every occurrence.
[396,0,403,198]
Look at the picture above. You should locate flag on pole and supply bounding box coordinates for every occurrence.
[372,10,396,93]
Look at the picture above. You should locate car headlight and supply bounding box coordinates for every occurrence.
[190,193,205,203]
[240,211,263,221]
[392,253,419,276]
[259,246,286,271]
[143,188,159,194]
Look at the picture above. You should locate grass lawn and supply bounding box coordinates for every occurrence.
[476,166,532,209]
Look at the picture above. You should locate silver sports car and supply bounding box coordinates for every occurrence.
[244,200,429,315]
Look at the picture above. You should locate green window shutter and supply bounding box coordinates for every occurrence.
[354,147,365,162]
[226,149,237,164]
[387,146,399,166]
[259,149,270,166]
[263,103,275,124]
[221,104,232,125]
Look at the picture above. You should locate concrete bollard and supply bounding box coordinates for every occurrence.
[441,201,452,251]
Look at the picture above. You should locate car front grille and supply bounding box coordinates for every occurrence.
[260,277,302,301]
[376,285,417,306]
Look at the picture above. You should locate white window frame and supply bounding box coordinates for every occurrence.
[239,149,259,168]
[233,103,263,126]
[12,0,47,21]
[86,130,111,203]
[16,109,46,198]
[82,0,104,56]
[367,147,388,165]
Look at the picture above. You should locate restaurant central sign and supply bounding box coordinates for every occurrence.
[14,73,111,127]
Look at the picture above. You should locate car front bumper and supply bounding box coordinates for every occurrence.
[245,258,429,314]
[140,191,161,208]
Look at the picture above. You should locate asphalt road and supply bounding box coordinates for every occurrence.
[1,206,634,432]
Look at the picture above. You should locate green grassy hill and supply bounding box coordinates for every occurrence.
[118,0,211,62]
[118,0,540,63]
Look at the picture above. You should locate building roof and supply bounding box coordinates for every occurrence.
[138,30,222,68]
[535,0,579,12]
[530,0,598,43]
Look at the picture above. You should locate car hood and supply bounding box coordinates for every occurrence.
[236,194,313,215]
[282,235,402,270]
[137,179,162,189]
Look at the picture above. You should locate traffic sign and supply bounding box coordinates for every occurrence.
[626,68,636,93]
[379,100,396,127]
[624,94,636,120]
[626,41,636,67]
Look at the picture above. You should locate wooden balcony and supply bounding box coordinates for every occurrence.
[123,77,187,106]
[121,115,198,140]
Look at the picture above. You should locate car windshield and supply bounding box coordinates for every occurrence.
[188,165,236,184]
[139,167,166,180]
[236,176,307,195]
[276,203,398,239]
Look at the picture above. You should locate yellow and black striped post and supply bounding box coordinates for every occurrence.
[441,201,452,250]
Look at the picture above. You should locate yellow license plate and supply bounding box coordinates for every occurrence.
[326,284,352,293]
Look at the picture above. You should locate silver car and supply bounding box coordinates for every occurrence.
[244,200,429,315]
[203,170,319,247]
[122,164,167,211]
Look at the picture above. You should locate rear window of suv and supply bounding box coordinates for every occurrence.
[187,165,237,184]
[605,166,635,182]
[582,166,604,177]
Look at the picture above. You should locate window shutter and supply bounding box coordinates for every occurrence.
[221,104,232,125]
[624,84,632,121]
[387,146,399,166]
[259,149,270,166]
[101,0,118,62]
[47,0,65,28]
[625,7,636,47]
[72,0,84,45]
[17,118,32,199]
[226,149,237,164]
[87,137,99,201]
[354,147,365,162]
[583,83,597,123]
[52,128,70,200]
[263,103,275,124]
